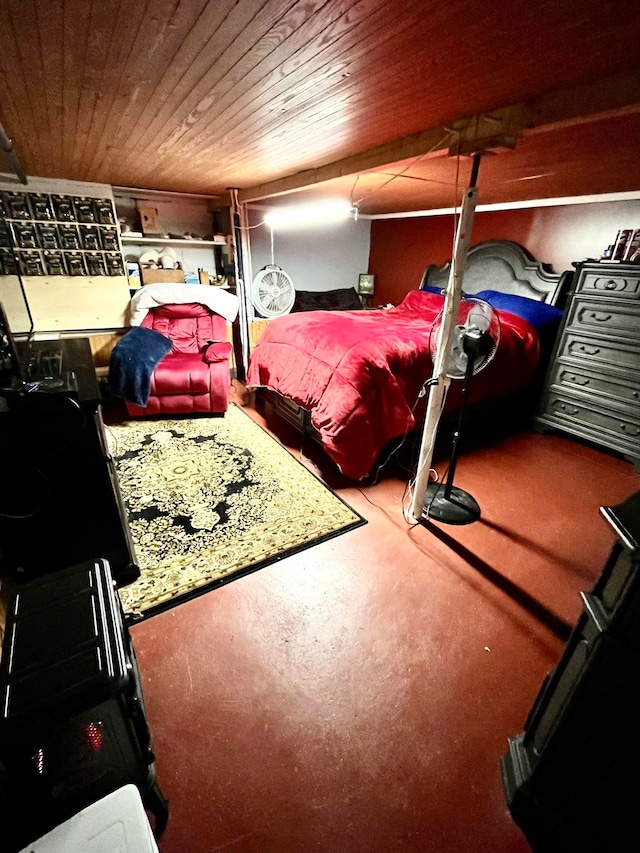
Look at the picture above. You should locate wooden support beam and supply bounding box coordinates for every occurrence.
[526,69,640,134]
[238,70,640,204]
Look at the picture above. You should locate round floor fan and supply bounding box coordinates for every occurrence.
[251,264,295,318]
[424,295,500,525]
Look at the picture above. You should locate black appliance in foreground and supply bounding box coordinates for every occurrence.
[0,558,167,851]
[0,335,138,587]
[501,490,640,851]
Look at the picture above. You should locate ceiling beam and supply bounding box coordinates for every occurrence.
[526,69,640,133]
[237,70,640,204]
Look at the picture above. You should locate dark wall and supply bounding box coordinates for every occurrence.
[368,200,640,305]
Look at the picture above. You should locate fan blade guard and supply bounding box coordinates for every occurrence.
[252,264,296,318]
[429,296,500,379]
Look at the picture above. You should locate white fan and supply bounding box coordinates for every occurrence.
[423,296,501,525]
[251,264,295,318]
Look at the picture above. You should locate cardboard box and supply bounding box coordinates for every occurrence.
[136,202,161,236]
[249,319,271,348]
[140,268,185,285]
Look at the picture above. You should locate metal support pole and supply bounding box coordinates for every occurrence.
[228,189,252,381]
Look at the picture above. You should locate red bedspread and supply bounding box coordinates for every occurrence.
[246,290,540,480]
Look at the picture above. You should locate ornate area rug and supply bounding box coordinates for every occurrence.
[106,405,365,620]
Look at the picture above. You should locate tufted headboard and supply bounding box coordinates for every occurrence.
[420,240,569,306]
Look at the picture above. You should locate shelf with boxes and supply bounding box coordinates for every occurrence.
[0,177,132,334]
[0,190,124,278]
[113,188,232,288]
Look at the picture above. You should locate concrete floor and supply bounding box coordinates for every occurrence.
[129,383,638,853]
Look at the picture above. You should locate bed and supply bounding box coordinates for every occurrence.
[246,240,569,480]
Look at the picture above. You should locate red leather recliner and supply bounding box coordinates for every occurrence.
[124,303,233,417]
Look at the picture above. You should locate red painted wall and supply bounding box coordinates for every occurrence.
[368,200,640,305]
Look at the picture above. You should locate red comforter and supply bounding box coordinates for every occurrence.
[246,290,540,480]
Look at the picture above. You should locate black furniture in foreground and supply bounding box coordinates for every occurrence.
[0,337,138,587]
[502,490,640,851]
[0,558,167,852]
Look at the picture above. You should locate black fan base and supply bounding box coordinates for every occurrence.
[423,484,481,525]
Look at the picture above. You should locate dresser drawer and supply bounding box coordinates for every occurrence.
[550,362,640,409]
[566,297,640,339]
[274,393,306,425]
[537,262,640,469]
[558,332,640,374]
[544,392,640,446]
[576,271,640,300]
[260,388,309,430]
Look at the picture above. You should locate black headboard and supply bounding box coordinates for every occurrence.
[420,240,568,306]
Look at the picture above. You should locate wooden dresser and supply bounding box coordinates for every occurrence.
[536,262,640,470]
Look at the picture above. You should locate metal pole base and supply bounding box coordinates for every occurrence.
[423,483,481,525]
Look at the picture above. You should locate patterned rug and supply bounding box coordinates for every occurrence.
[106,405,365,620]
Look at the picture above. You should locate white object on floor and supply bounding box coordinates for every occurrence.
[18,785,159,853]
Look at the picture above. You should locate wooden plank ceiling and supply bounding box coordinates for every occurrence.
[1,0,639,215]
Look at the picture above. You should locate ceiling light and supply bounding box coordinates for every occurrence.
[263,199,354,230]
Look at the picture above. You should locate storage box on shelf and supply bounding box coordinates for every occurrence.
[0,190,123,278]
[0,179,130,334]
[139,267,185,285]
[536,262,640,470]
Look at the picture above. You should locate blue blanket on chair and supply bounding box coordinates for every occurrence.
[109,326,173,407]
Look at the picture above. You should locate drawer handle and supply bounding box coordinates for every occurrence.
[621,424,640,437]
[577,344,601,355]
[589,312,612,323]
[555,402,580,416]
[604,280,618,290]
[568,374,589,386]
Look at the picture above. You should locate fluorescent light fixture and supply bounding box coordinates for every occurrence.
[263,198,353,230]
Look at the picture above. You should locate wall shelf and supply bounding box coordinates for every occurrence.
[120,235,226,247]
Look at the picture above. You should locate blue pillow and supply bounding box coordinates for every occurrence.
[420,284,470,297]
[475,290,563,330]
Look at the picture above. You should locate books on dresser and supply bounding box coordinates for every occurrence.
[611,229,640,262]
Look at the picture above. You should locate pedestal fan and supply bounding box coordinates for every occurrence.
[423,296,500,524]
